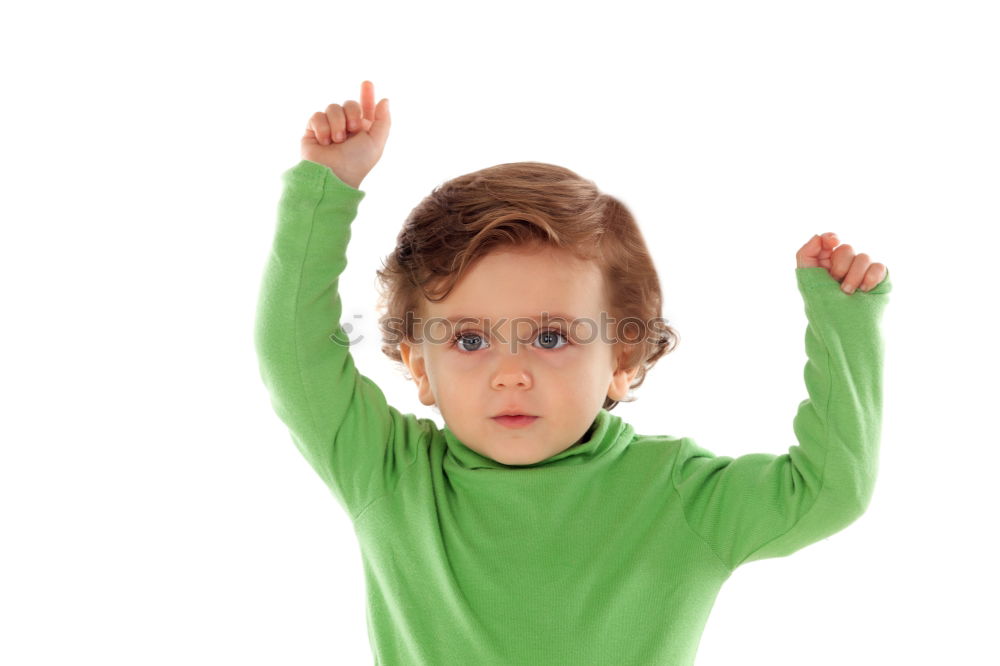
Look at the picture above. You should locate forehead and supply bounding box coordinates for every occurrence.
[426,244,606,317]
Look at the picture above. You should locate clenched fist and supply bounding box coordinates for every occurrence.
[796,232,888,294]
[301,80,391,190]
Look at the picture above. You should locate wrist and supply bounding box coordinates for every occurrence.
[342,175,364,190]
[332,169,364,191]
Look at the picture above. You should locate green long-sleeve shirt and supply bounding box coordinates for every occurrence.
[254,159,893,665]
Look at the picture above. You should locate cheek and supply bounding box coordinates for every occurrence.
[541,344,609,379]
[576,345,617,381]
[436,351,483,374]
[542,347,581,370]
[424,349,483,393]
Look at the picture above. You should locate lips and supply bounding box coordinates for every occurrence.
[491,415,539,428]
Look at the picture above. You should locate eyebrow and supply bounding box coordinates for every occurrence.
[442,312,580,324]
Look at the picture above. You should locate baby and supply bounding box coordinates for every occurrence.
[254,80,892,665]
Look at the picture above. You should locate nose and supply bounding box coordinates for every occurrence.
[490,350,533,390]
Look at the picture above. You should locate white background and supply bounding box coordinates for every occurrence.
[2,1,998,664]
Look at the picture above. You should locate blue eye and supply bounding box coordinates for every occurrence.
[534,329,569,350]
[454,331,490,352]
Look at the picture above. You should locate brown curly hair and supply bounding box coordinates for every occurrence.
[374,161,679,411]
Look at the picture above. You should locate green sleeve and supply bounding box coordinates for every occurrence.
[253,159,429,520]
[671,265,893,572]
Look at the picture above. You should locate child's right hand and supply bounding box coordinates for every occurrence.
[300,80,391,190]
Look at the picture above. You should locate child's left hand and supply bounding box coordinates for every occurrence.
[796,232,888,294]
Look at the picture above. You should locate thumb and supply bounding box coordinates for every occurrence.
[367,98,391,148]
[796,233,825,268]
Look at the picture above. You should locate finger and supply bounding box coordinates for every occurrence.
[795,232,841,268]
[310,111,333,145]
[840,253,871,294]
[860,262,888,292]
[367,97,392,148]
[361,80,376,121]
[816,232,839,268]
[325,103,346,143]
[302,117,319,143]
[796,234,823,255]
[795,234,824,268]
[829,243,855,281]
[343,100,364,134]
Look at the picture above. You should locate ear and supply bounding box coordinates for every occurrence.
[399,341,437,406]
[607,352,641,402]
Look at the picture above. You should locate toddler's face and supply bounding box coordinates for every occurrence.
[400,243,638,465]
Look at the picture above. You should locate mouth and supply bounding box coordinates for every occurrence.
[491,415,540,429]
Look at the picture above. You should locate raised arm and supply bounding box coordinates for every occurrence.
[672,234,892,572]
[254,83,430,520]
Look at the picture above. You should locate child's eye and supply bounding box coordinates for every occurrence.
[453,331,490,353]
[534,328,569,350]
